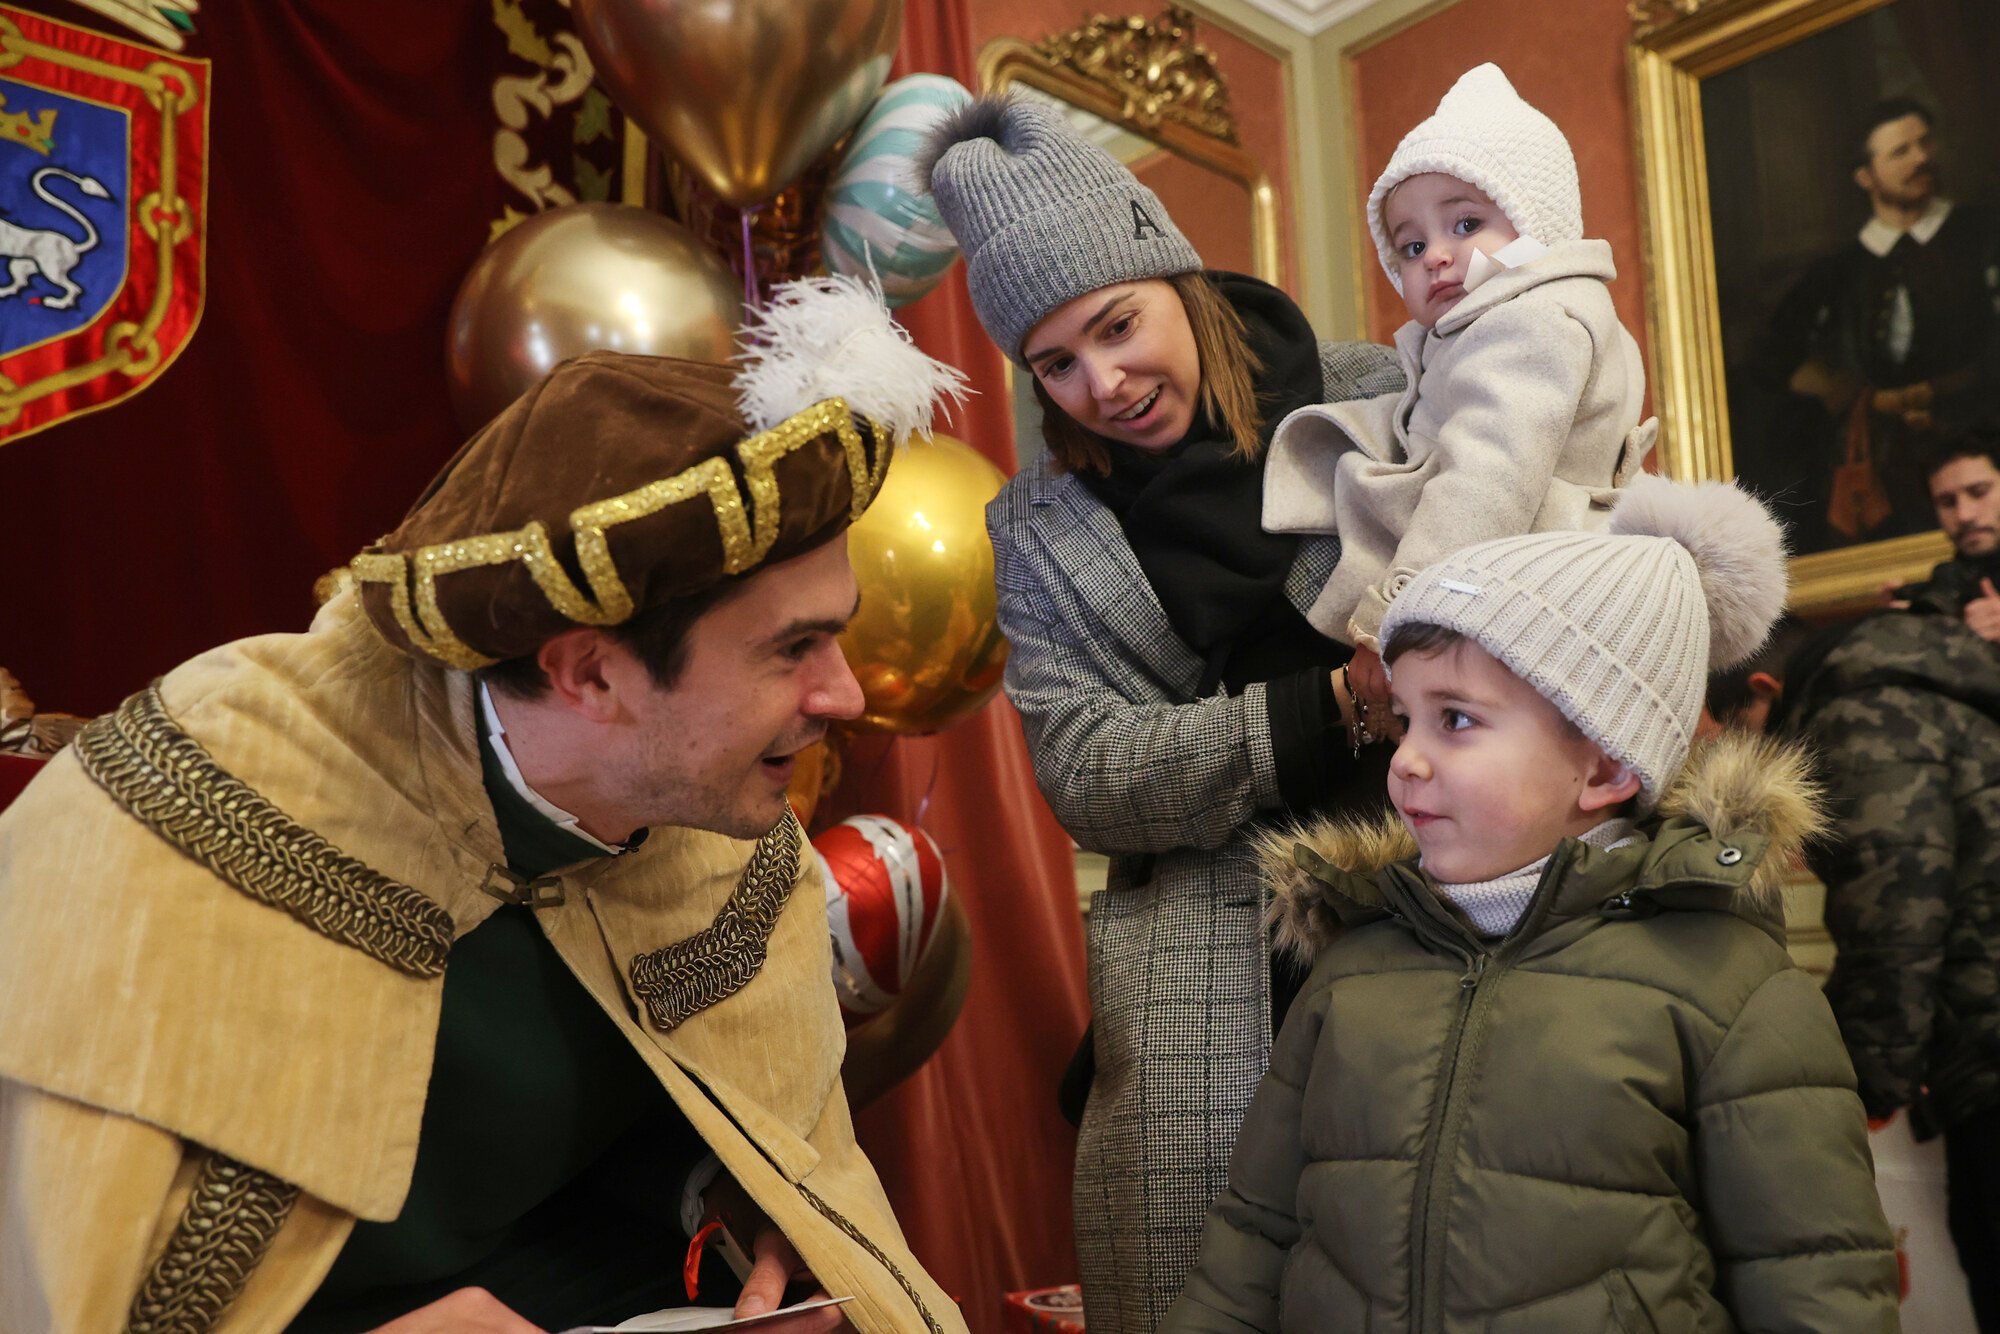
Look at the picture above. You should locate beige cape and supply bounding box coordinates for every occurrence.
[0,592,962,1334]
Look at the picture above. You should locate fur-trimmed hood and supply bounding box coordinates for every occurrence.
[1264,731,1825,962]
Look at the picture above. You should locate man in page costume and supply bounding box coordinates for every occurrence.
[0,279,969,1334]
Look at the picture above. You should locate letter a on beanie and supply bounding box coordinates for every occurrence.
[915,94,1202,362]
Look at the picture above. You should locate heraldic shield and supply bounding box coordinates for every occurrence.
[0,4,206,446]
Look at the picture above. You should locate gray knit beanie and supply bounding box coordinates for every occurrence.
[915,95,1201,362]
[1379,476,1789,809]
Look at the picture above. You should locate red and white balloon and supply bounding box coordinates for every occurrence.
[813,815,950,1026]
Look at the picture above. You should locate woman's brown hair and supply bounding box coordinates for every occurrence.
[1031,271,1268,476]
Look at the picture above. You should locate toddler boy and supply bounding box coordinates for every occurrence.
[1166,476,1899,1333]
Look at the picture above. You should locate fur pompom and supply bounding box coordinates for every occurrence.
[908,93,1018,196]
[734,274,969,443]
[1608,474,1788,670]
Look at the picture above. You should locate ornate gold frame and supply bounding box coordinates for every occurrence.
[977,6,1281,284]
[1631,0,1952,613]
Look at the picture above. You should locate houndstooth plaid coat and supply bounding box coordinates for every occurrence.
[988,341,1403,1333]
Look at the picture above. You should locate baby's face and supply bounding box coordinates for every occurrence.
[1382,174,1520,328]
[1386,639,1616,883]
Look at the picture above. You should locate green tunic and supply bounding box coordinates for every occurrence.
[291,706,708,1331]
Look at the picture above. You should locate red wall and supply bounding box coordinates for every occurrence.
[1131,145,1261,277]
[969,0,1300,294]
[1349,0,1650,400]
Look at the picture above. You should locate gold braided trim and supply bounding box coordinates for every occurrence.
[74,687,455,978]
[795,1181,946,1334]
[351,400,894,670]
[629,811,801,1031]
[125,1152,300,1334]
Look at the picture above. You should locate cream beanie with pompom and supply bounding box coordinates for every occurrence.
[1368,63,1581,294]
[1378,475,1788,809]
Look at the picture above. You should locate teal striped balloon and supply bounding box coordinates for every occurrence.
[823,74,971,308]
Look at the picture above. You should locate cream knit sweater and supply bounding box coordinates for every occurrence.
[1432,817,1640,938]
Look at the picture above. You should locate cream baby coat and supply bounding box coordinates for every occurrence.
[1263,239,1651,646]
[1263,63,1651,647]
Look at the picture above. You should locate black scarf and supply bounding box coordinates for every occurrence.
[1077,272,1338,692]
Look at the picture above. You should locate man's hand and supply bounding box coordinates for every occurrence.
[1789,359,1862,415]
[1965,578,2000,642]
[1870,381,1935,431]
[734,1228,849,1331]
[368,1288,542,1333]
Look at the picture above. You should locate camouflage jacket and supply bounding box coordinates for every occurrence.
[1782,607,2000,1129]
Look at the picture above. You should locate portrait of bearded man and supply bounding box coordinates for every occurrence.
[1762,95,2000,546]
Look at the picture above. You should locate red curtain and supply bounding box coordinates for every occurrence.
[0,1,505,714]
[832,7,1092,1330]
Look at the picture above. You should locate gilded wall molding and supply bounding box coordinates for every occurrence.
[1032,6,1240,144]
[1628,0,1710,40]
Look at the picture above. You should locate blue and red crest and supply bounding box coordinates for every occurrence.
[0,5,206,446]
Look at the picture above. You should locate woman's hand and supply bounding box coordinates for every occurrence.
[733,1228,850,1332]
[1346,646,1396,744]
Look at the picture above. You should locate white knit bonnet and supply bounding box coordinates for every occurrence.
[1379,476,1790,810]
[1368,63,1581,294]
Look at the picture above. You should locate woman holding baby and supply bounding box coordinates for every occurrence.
[920,62,1657,1331]
[918,96,1401,1332]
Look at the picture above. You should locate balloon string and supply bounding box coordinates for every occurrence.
[914,743,941,831]
[739,206,762,311]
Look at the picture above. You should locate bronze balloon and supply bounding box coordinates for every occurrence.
[445,203,741,432]
[840,433,1010,735]
[665,137,845,294]
[573,0,901,210]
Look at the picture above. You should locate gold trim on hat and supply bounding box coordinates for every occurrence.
[352,397,893,670]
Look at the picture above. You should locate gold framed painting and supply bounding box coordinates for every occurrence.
[1632,0,1999,612]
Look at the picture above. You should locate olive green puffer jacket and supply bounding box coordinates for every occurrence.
[1163,735,1899,1334]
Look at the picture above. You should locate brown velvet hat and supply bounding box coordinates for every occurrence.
[356,274,971,671]
[351,349,900,670]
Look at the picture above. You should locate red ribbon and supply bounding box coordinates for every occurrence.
[684,1218,726,1300]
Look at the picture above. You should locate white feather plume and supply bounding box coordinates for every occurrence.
[1608,473,1789,670]
[734,274,969,442]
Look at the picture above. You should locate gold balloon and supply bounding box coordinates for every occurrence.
[574,0,900,210]
[840,433,1010,735]
[445,203,742,432]
[785,737,837,827]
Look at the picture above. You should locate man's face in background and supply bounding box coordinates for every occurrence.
[1930,454,2000,558]
[1856,112,1939,214]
